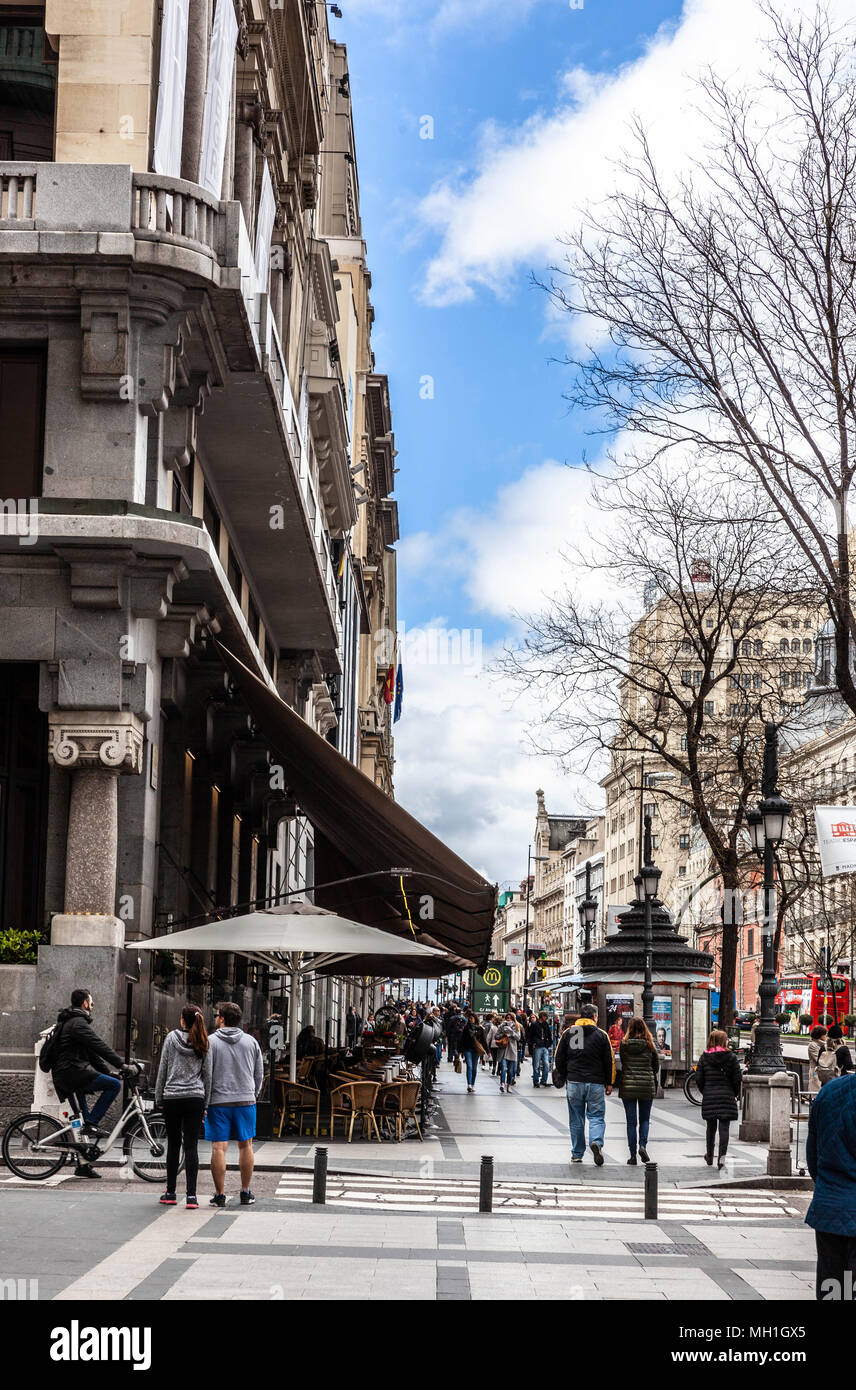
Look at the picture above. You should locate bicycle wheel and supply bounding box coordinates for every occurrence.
[126,1115,182,1183]
[2,1112,70,1179]
[683,1071,702,1106]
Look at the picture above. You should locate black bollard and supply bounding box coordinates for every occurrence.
[312,1146,328,1205]
[644,1161,658,1220]
[479,1154,494,1213]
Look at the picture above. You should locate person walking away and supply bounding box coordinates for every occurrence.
[447,1005,465,1066]
[461,1012,487,1092]
[206,1001,264,1207]
[618,1018,659,1165]
[809,1025,838,1091]
[345,1005,362,1050]
[806,1066,856,1300]
[485,1015,500,1074]
[828,1024,855,1075]
[155,1004,212,1209]
[696,1028,742,1168]
[553,1003,614,1165]
[494,1013,519,1092]
[528,1011,553,1088]
[51,988,125,1179]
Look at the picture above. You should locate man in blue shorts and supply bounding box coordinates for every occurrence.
[206,1001,264,1207]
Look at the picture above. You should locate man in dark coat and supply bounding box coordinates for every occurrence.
[553,1004,615,1165]
[806,1071,856,1300]
[51,988,124,1166]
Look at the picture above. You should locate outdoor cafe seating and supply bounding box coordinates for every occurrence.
[272,1052,422,1143]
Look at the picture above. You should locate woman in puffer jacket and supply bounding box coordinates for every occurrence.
[696,1028,742,1169]
[494,1014,520,1093]
[618,1018,660,1165]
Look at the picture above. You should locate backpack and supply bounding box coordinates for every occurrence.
[38,1019,67,1074]
[816,1045,839,1084]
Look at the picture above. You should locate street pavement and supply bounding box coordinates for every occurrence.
[0,1057,817,1301]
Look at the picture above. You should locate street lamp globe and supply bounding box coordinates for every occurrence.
[579,896,598,929]
[641,861,661,900]
[759,791,792,846]
[746,808,765,856]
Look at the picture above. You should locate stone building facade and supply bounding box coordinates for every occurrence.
[0,0,401,1115]
[531,790,586,980]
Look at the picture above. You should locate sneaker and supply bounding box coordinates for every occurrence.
[467,1086,473,1093]
[704,1154,713,1166]
[639,1147,650,1164]
[717,1157,726,1169]
[627,1156,638,1166]
[591,1143,605,1167]
[74,1164,101,1180]
[209,1193,227,1208]
[570,1156,583,1164]
[159,1191,177,1205]
[533,1082,540,1088]
[499,1084,505,1093]
[240,1189,256,1205]
[186,1195,199,1209]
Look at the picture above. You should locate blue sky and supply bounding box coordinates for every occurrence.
[326,0,808,883]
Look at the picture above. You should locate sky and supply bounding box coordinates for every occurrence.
[332,0,840,887]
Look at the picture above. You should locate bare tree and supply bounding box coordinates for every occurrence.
[502,464,815,1026]
[547,4,856,717]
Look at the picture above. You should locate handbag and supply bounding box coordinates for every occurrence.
[454,1054,462,1073]
[495,1035,509,1048]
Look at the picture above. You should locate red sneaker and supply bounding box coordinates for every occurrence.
[186,1195,199,1209]
[159,1191,177,1205]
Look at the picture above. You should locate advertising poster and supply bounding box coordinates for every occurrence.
[652,996,672,1058]
[814,805,856,876]
[692,997,708,1062]
[606,993,634,1051]
[679,995,687,1063]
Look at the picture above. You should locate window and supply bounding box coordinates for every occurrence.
[704,700,714,715]
[791,638,801,655]
[804,671,811,688]
[678,865,686,877]
[754,640,763,656]
[247,594,261,645]
[679,833,690,849]
[741,640,751,656]
[619,873,625,890]
[202,486,221,549]
[0,347,45,498]
[780,638,789,653]
[681,735,687,751]
[729,702,741,716]
[753,673,763,689]
[681,638,692,652]
[681,670,692,686]
[643,802,655,819]
[680,802,691,818]
[706,618,714,627]
[681,772,690,786]
[803,639,812,654]
[651,834,659,850]
[0,20,56,161]
[747,928,754,955]
[693,669,702,686]
[226,547,241,596]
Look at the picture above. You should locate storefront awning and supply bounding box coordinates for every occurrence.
[216,642,496,968]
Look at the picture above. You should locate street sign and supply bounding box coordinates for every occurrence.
[473,962,510,1014]
[505,942,524,967]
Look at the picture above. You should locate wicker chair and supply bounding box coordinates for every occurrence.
[328,1081,381,1142]
[377,1080,422,1141]
[276,1080,321,1139]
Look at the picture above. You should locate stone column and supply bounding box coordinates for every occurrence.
[48,711,145,948]
[181,0,213,184]
[233,99,261,236]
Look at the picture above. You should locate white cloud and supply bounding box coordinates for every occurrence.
[417,0,841,305]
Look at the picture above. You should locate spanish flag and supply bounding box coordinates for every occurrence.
[382,663,395,704]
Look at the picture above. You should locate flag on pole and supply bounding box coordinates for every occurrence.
[394,662,404,723]
[382,664,395,704]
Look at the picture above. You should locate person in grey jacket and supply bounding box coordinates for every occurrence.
[205,1001,264,1208]
[155,1004,212,1209]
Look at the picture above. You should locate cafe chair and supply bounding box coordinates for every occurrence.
[276,1080,321,1139]
[377,1080,423,1142]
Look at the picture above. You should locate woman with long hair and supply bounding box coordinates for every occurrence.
[154,1003,212,1208]
[618,1017,660,1164]
[460,1011,488,1093]
[696,1028,742,1169]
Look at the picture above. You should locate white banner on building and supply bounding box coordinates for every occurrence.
[154,0,190,178]
[814,805,856,877]
[254,162,277,289]
[198,0,238,197]
[505,943,524,967]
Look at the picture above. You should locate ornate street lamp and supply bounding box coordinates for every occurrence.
[640,814,661,1035]
[746,722,792,1075]
[578,859,598,955]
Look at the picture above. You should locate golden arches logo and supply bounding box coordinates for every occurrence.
[482,967,502,987]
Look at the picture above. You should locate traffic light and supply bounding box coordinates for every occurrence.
[537,952,547,981]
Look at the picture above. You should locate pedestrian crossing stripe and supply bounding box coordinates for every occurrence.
[273,1172,801,1219]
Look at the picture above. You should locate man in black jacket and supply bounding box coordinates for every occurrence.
[553,1004,615,1166]
[51,988,124,1174]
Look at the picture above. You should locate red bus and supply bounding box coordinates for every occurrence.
[775,973,851,1030]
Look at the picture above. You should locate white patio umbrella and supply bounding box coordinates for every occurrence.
[136,902,449,1080]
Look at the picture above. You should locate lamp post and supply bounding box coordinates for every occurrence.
[746,722,791,1075]
[639,814,662,1036]
[523,844,549,1010]
[578,859,598,959]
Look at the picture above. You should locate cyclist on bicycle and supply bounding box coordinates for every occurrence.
[51,987,126,1179]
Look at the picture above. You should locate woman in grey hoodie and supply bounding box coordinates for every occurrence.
[155,1004,212,1208]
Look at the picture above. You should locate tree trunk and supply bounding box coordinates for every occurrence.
[719,923,738,1030]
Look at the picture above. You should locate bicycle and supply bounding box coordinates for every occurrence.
[1,1063,181,1184]
[683,1065,702,1105]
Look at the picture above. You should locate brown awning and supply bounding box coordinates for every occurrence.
[217,642,495,968]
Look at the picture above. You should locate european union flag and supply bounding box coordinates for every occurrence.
[393,663,404,723]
